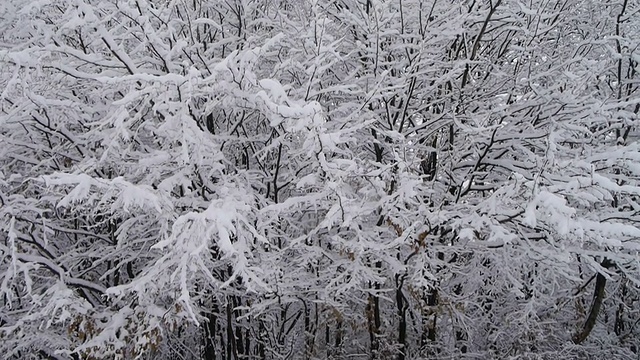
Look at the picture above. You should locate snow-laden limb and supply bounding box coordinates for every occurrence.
[105,183,271,323]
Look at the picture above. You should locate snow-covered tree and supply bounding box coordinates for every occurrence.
[1,0,639,359]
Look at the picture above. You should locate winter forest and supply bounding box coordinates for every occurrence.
[1,0,639,359]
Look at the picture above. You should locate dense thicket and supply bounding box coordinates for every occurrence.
[1,0,639,359]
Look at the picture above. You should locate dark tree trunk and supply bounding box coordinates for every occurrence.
[396,276,407,360]
[573,259,614,344]
[203,308,217,360]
